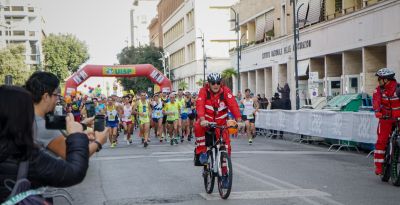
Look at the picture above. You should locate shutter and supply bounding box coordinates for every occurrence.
[297,0,310,28]
[255,14,265,41]
[264,10,274,35]
[308,0,322,24]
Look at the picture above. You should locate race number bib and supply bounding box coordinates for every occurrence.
[247,114,254,119]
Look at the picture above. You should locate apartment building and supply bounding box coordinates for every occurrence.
[230,0,400,108]
[156,0,239,91]
[130,0,159,47]
[0,0,45,69]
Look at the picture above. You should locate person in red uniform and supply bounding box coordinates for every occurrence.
[194,73,242,166]
[373,68,400,175]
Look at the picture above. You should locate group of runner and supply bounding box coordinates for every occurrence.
[67,87,259,148]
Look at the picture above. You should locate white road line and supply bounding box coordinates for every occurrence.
[158,158,192,162]
[235,162,344,205]
[199,189,330,201]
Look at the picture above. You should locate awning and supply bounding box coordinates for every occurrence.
[308,0,323,24]
[297,0,310,28]
[255,14,265,41]
[297,59,309,77]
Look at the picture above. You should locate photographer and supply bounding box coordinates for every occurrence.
[24,72,108,159]
[0,86,92,201]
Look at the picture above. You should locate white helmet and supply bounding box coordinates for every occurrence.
[376,68,395,79]
[207,73,222,82]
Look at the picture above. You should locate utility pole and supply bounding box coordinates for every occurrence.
[198,33,206,86]
[230,8,241,93]
[291,0,302,110]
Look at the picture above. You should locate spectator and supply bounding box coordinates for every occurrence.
[0,86,92,201]
[24,71,107,159]
[270,92,284,138]
[277,83,291,110]
[260,94,269,109]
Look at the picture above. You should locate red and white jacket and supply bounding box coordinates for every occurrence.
[373,80,400,118]
[196,84,241,125]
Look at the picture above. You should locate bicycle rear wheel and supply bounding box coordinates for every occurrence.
[203,150,215,194]
[381,143,391,182]
[390,142,400,186]
[217,152,232,199]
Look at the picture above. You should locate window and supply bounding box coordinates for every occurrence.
[186,10,194,30]
[0,31,2,36]
[163,18,184,46]
[281,5,286,35]
[11,6,24,11]
[187,42,195,61]
[170,48,185,69]
[3,6,10,11]
[29,31,35,36]
[28,7,34,12]
[335,0,342,12]
[13,31,25,36]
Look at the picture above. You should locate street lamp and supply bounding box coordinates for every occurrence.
[197,32,206,86]
[230,7,241,93]
[291,0,304,110]
[159,51,170,78]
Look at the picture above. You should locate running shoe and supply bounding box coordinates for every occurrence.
[248,139,253,145]
[144,141,148,148]
[110,142,116,148]
[181,136,184,143]
[174,138,179,145]
[170,139,174,146]
[141,138,144,144]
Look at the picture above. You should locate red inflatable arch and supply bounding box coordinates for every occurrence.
[64,64,171,96]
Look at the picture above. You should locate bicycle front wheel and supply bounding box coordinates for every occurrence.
[203,150,215,194]
[217,152,232,199]
[390,142,400,186]
[381,143,391,182]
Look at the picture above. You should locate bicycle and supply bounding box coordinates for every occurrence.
[202,122,236,199]
[380,117,400,186]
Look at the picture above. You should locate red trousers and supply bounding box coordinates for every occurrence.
[374,119,395,169]
[194,119,231,156]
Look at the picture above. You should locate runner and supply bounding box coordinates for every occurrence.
[151,93,164,142]
[177,89,185,141]
[241,88,259,145]
[163,93,181,145]
[180,92,192,142]
[134,91,152,148]
[122,96,134,145]
[106,97,119,148]
[188,92,197,141]
[161,92,170,141]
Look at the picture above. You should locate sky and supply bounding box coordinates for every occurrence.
[37,0,133,65]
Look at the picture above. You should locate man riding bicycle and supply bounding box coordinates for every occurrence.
[194,73,242,166]
[373,68,400,175]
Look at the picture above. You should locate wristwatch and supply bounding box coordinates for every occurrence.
[93,140,102,152]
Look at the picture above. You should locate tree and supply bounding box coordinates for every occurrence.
[196,79,204,87]
[0,45,32,85]
[42,33,89,81]
[221,68,237,90]
[178,81,188,90]
[117,45,164,93]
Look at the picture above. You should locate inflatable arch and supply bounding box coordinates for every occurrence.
[64,64,171,96]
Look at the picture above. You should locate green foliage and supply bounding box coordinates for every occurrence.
[42,33,89,81]
[117,45,164,93]
[196,79,204,87]
[178,81,188,90]
[0,45,32,85]
[221,68,237,90]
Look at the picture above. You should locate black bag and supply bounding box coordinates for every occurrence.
[3,161,50,205]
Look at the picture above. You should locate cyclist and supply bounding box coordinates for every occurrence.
[373,68,400,175]
[241,88,259,145]
[151,93,164,142]
[194,73,242,162]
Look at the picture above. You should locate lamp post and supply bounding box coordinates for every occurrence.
[230,8,241,93]
[291,0,303,110]
[197,32,206,86]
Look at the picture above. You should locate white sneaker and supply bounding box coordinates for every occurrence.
[127,140,130,145]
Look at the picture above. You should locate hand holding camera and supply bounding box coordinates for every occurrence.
[66,113,83,134]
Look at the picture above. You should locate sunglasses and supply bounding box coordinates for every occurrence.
[210,81,221,85]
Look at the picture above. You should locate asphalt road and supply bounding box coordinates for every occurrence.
[55,131,400,205]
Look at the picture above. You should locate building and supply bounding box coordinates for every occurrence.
[156,0,239,91]
[130,0,159,47]
[0,0,45,69]
[230,0,400,108]
[148,16,160,47]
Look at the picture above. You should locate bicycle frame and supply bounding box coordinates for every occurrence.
[207,124,228,177]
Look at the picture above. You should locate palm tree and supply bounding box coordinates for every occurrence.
[221,68,237,90]
[196,79,205,87]
[178,81,189,90]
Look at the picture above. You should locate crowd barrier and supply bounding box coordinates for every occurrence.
[255,110,378,144]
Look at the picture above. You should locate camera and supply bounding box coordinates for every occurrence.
[94,114,105,132]
[45,113,67,130]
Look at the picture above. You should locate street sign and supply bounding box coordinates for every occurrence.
[5,75,12,85]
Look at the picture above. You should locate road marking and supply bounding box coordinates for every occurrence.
[158,158,192,162]
[235,162,344,205]
[199,189,330,200]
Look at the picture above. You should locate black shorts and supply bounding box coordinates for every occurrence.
[167,120,175,125]
[162,115,167,124]
[188,113,196,120]
[242,115,255,123]
[152,118,161,123]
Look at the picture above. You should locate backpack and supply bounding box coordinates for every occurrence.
[2,161,50,205]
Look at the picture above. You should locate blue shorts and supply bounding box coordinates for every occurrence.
[228,112,234,119]
[180,113,188,120]
[106,121,118,128]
